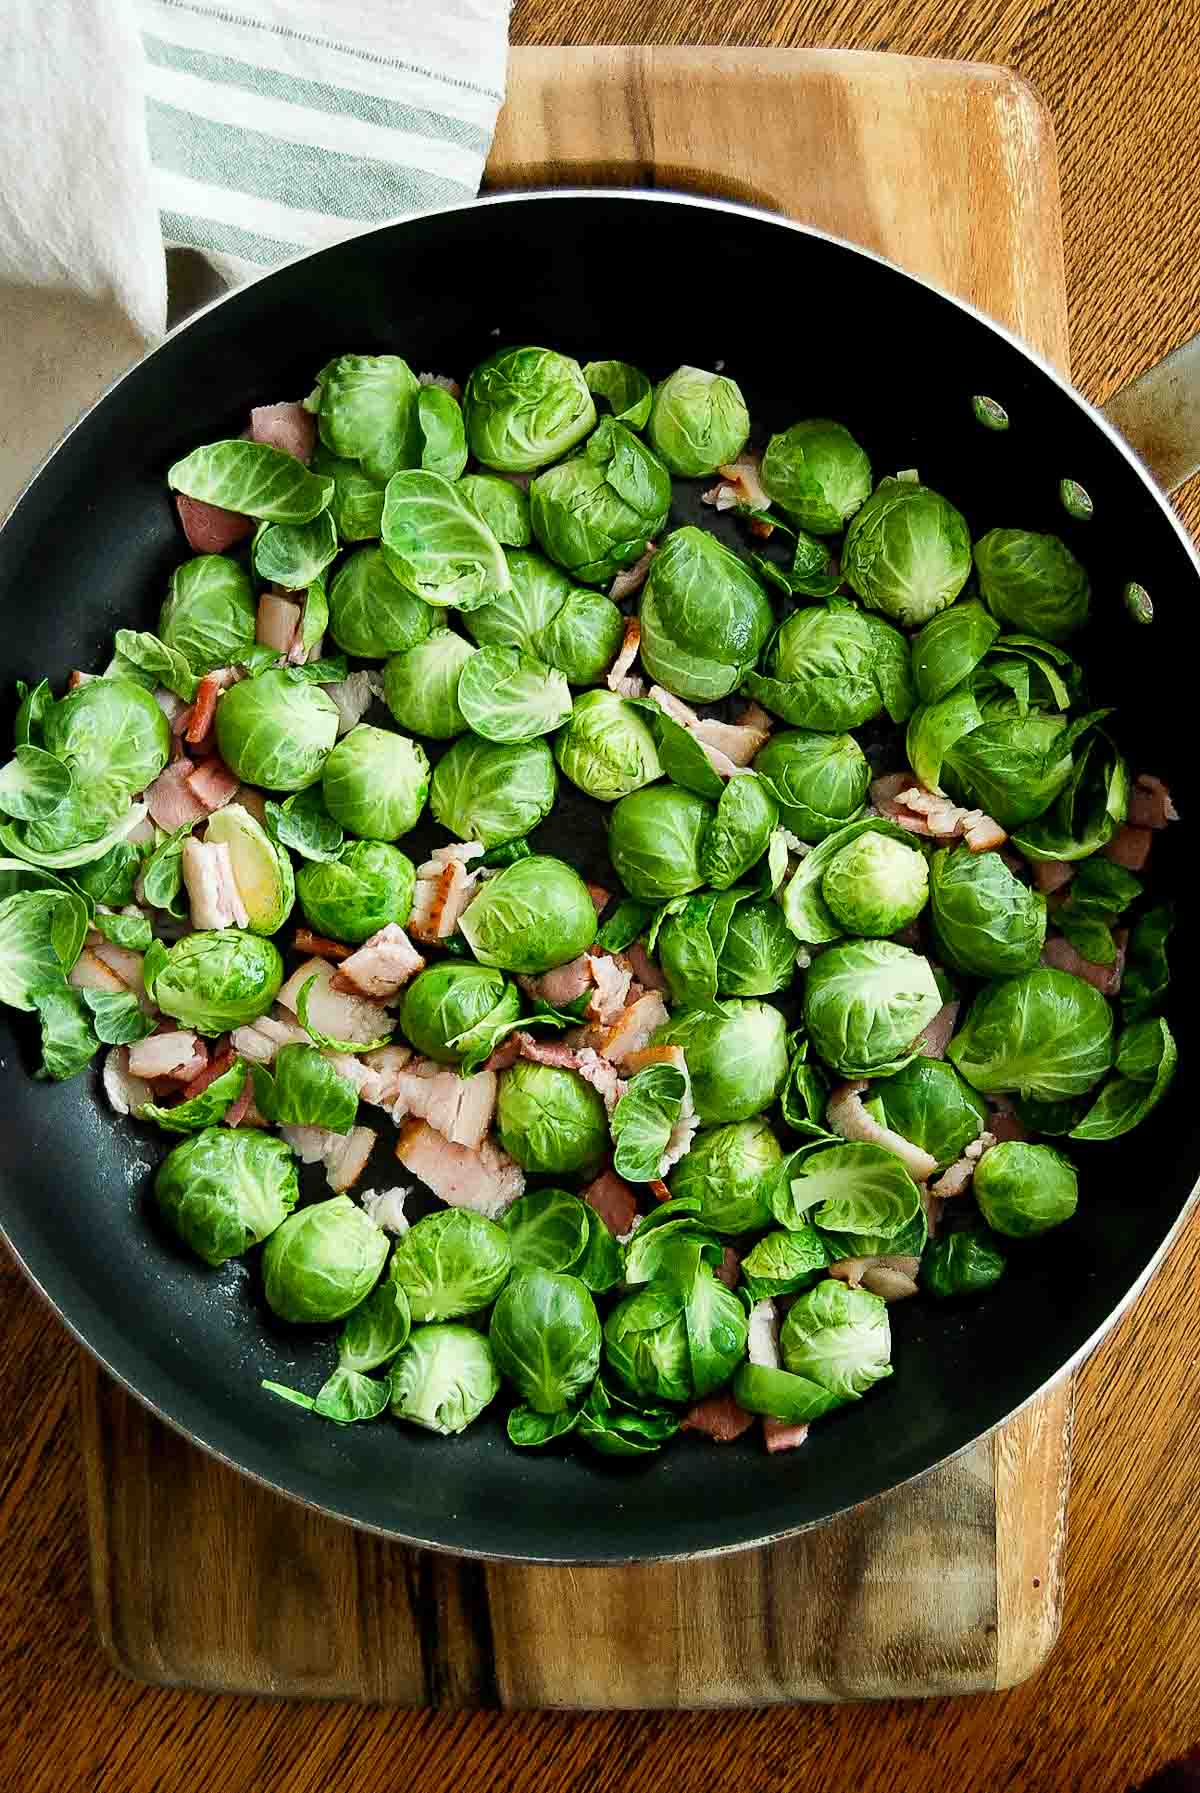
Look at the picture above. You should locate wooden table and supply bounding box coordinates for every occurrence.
[2,3,1199,1789]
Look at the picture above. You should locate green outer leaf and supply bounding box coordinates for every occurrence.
[418,385,468,480]
[732,1361,842,1421]
[457,646,572,744]
[80,988,157,1047]
[92,910,153,953]
[572,1205,623,1293]
[251,511,338,590]
[141,1060,248,1133]
[110,630,198,701]
[296,973,393,1054]
[648,703,726,800]
[262,1380,317,1412]
[32,985,99,1080]
[15,679,52,748]
[583,360,653,429]
[0,889,83,1010]
[0,746,74,822]
[338,1278,411,1374]
[611,1062,689,1181]
[312,354,422,481]
[781,816,923,945]
[312,1368,392,1424]
[1121,906,1172,1021]
[265,790,345,863]
[381,469,511,611]
[268,1042,358,1133]
[456,475,531,547]
[740,1226,828,1301]
[142,821,200,918]
[507,1406,580,1447]
[785,1140,922,1237]
[1069,1018,1177,1141]
[502,1186,591,1274]
[168,440,333,523]
[596,897,659,953]
[0,801,149,871]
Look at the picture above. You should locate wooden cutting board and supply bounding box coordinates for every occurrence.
[82,47,1075,1706]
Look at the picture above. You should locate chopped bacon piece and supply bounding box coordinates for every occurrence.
[395,1119,523,1218]
[67,947,128,998]
[987,1096,1027,1145]
[916,999,959,1061]
[573,1047,626,1114]
[1030,859,1075,895]
[182,838,248,930]
[1128,774,1178,830]
[962,813,1007,853]
[869,771,913,808]
[519,955,592,1008]
[153,686,185,724]
[277,957,392,1045]
[763,1420,810,1454]
[581,1168,638,1237]
[830,1254,921,1301]
[256,593,301,657]
[279,1122,337,1163]
[605,615,643,698]
[230,1011,311,1065]
[418,372,463,401]
[354,1044,414,1107]
[682,1393,755,1443]
[293,929,351,962]
[185,675,221,747]
[624,942,668,995]
[701,453,771,518]
[223,1078,257,1128]
[175,494,253,555]
[931,1152,984,1199]
[333,925,425,1001]
[747,1298,780,1368]
[649,1178,671,1201]
[409,846,481,944]
[67,669,96,692]
[326,670,381,735]
[692,711,771,768]
[826,1081,939,1182]
[609,543,656,601]
[146,758,210,831]
[715,1246,740,1291]
[361,1186,410,1234]
[128,1031,207,1083]
[873,779,1007,852]
[179,1044,236,1102]
[1041,931,1127,996]
[234,784,268,826]
[568,991,670,1067]
[102,1047,154,1118]
[483,1036,522,1073]
[187,757,240,814]
[586,883,611,918]
[390,1062,497,1151]
[249,401,316,463]
[1102,823,1153,871]
[325,1126,377,1192]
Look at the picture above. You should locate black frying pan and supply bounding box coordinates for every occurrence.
[1,193,1197,1563]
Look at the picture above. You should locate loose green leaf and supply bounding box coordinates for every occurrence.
[14,678,52,747]
[265,789,345,863]
[80,987,157,1047]
[1121,905,1172,1020]
[740,1226,828,1302]
[381,469,511,611]
[109,630,198,701]
[297,973,393,1054]
[1070,1017,1177,1141]
[0,747,74,822]
[418,385,468,479]
[507,1405,580,1447]
[142,821,200,918]
[596,896,658,953]
[1059,479,1094,521]
[141,1059,248,1132]
[1123,581,1153,625]
[972,395,1010,430]
[92,910,153,953]
[312,1368,392,1424]
[252,512,338,590]
[0,801,149,871]
[338,1278,411,1374]
[572,1205,623,1294]
[611,1062,690,1182]
[262,1380,318,1412]
[32,985,99,1080]
[168,440,334,523]
[583,360,653,429]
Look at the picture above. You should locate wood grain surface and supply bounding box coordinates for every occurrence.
[78,46,1072,1711]
[1,1,1199,1787]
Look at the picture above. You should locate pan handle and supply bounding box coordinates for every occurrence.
[1102,333,1200,496]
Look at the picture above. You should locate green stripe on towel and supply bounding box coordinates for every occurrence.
[158,208,305,263]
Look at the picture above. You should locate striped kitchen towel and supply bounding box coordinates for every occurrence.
[0,0,509,340]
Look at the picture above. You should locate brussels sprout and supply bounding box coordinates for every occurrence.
[733,1361,842,1422]
[430,735,557,848]
[605,1266,747,1402]
[399,962,518,1063]
[417,383,467,479]
[760,419,871,533]
[264,787,343,865]
[467,550,624,683]
[383,630,475,740]
[530,418,671,585]
[608,784,713,899]
[0,746,72,824]
[459,855,594,973]
[489,1268,601,1411]
[936,699,1077,831]
[620,1199,722,1286]
[327,547,436,658]
[457,646,572,744]
[744,601,912,732]
[159,555,257,674]
[554,689,663,800]
[204,802,295,935]
[668,1115,782,1232]
[320,724,429,841]
[780,1279,893,1402]
[638,528,774,702]
[262,1194,388,1323]
[863,1058,988,1169]
[804,939,942,1077]
[646,365,750,476]
[260,1043,358,1133]
[841,477,972,626]
[1121,905,1172,1023]
[752,731,870,843]
[457,473,531,546]
[496,1060,609,1174]
[295,839,414,944]
[389,1209,512,1321]
[974,528,1090,642]
[147,928,283,1034]
[923,1227,1007,1298]
[574,1376,681,1458]
[252,511,338,591]
[822,832,929,937]
[653,999,789,1125]
[310,443,385,541]
[701,774,778,889]
[153,1127,298,1265]
[911,599,1000,706]
[389,1324,500,1434]
[42,679,170,803]
[714,897,797,996]
[583,359,653,430]
[739,1225,828,1301]
[502,1187,591,1273]
[948,967,1115,1100]
[381,470,510,611]
[215,669,339,792]
[928,845,1046,977]
[1011,730,1128,862]
[168,440,333,523]
[774,1140,922,1238]
[973,1140,1078,1237]
[464,346,596,473]
[309,353,422,481]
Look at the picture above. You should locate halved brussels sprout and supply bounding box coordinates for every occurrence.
[753,730,870,842]
[321,724,429,840]
[389,1209,512,1321]
[147,928,283,1034]
[554,689,663,801]
[327,547,436,658]
[159,555,257,674]
[529,419,671,585]
[760,419,871,533]
[215,669,339,792]
[803,939,942,1077]
[974,528,1090,642]
[653,999,789,1124]
[744,601,913,732]
[863,1058,988,1169]
[947,967,1114,1101]
[638,527,775,702]
[154,1127,298,1266]
[646,365,750,477]
[464,346,596,473]
[608,784,713,899]
[604,1266,747,1403]
[430,735,557,848]
[381,470,510,611]
[779,1279,892,1402]
[204,803,295,934]
[821,831,928,937]
[496,1061,609,1174]
[399,962,518,1063]
[668,1115,782,1233]
[389,1324,500,1434]
[459,855,595,973]
[842,477,972,626]
[309,353,423,481]
[382,629,475,740]
[928,844,1046,976]
[973,1140,1078,1237]
[489,1268,601,1411]
[262,1194,388,1324]
[295,838,415,943]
